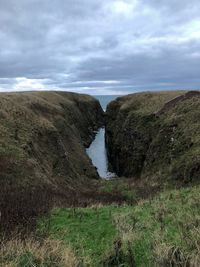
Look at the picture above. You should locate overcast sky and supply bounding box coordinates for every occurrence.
[0,0,200,95]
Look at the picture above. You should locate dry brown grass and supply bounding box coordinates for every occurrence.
[0,237,78,267]
[153,241,200,267]
[111,186,200,267]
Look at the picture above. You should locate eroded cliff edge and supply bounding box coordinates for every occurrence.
[106,91,200,184]
[0,91,104,227]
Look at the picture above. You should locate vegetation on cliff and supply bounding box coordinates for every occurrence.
[106,91,200,185]
[0,91,104,231]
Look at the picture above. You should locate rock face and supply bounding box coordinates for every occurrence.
[106,91,200,183]
[0,92,104,227]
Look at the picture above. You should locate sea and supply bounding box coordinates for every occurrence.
[94,95,121,111]
[86,95,121,179]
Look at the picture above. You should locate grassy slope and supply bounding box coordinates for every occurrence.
[28,184,199,267]
[0,91,104,230]
[0,91,103,184]
[2,183,200,267]
[106,91,186,177]
[106,91,200,185]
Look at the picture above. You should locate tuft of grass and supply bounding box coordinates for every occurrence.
[0,237,78,267]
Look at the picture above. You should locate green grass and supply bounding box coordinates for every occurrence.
[114,185,200,266]
[38,206,124,266]
[2,185,199,266]
[99,179,137,202]
[38,185,200,267]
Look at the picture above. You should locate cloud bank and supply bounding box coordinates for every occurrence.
[0,0,200,94]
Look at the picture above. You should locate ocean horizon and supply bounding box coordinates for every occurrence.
[93,95,122,110]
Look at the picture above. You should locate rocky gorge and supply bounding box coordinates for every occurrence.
[1,90,200,231]
[1,90,200,266]
[106,90,200,184]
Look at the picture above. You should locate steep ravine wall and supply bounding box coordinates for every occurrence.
[106,91,200,184]
[0,91,104,228]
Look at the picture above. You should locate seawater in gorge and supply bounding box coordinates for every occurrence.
[86,127,115,179]
[86,95,120,179]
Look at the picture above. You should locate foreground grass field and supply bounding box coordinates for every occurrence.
[1,184,199,266]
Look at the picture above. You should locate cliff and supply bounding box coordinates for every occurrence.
[0,91,104,228]
[106,91,200,184]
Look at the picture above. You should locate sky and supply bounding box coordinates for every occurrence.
[0,0,200,95]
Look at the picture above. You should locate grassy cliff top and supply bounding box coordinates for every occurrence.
[0,91,100,121]
[113,90,188,115]
[0,90,97,101]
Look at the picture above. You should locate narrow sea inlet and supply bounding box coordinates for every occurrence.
[86,127,115,179]
[86,95,120,179]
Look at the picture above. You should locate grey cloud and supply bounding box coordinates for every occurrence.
[0,0,200,94]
